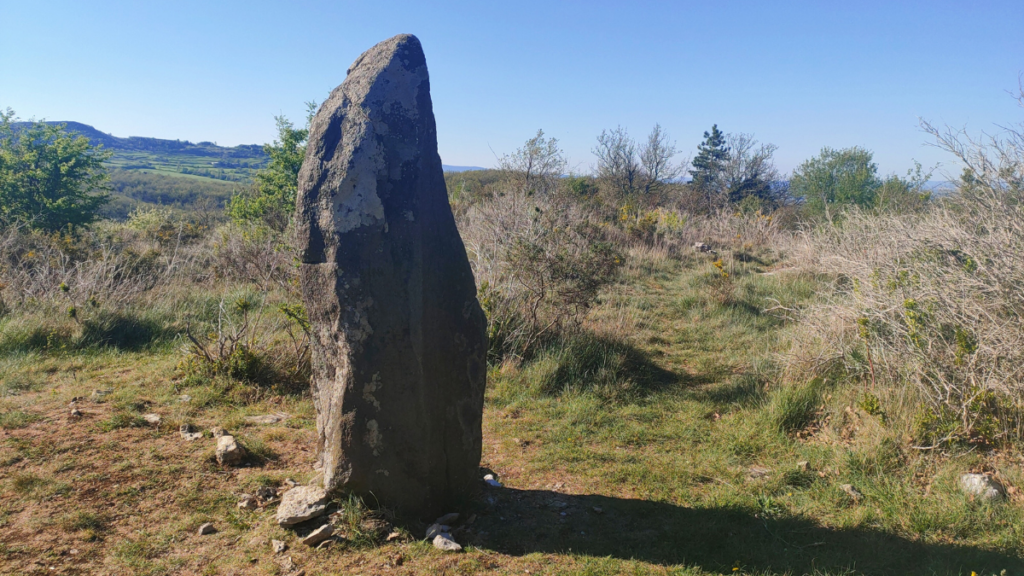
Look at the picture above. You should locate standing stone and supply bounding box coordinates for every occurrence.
[296,34,487,519]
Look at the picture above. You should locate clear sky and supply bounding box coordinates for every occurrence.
[2,1,1022,175]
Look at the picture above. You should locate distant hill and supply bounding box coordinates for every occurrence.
[14,121,488,178]
[12,121,269,183]
[10,121,493,219]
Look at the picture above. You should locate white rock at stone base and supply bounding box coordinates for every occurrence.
[425,523,450,540]
[432,533,462,552]
[301,524,334,547]
[276,486,329,526]
[434,513,459,525]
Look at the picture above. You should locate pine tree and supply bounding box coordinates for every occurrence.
[689,124,730,209]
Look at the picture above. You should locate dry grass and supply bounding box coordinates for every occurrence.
[784,187,1024,446]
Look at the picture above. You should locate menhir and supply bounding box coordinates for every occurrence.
[295,34,487,518]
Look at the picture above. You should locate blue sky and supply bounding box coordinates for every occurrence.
[2,1,1022,175]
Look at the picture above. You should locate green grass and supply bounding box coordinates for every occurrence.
[0,409,41,429]
[481,249,1024,574]
[0,245,1022,574]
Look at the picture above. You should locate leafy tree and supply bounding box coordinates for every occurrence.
[689,124,731,209]
[0,109,110,231]
[790,146,880,222]
[228,103,316,230]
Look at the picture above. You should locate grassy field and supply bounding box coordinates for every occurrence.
[1,243,1022,576]
[106,150,262,183]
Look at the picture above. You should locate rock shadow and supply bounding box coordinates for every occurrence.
[461,487,1022,575]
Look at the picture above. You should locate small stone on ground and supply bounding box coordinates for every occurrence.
[435,513,459,525]
[142,413,161,425]
[276,486,329,526]
[197,522,215,535]
[179,423,202,441]
[216,435,246,466]
[244,412,289,424]
[301,524,334,547]
[748,466,771,479]
[960,473,1004,502]
[237,494,258,510]
[425,523,449,540]
[271,539,287,554]
[432,533,462,552]
[841,484,864,501]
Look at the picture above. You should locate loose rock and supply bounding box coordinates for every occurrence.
[70,408,83,418]
[210,426,228,438]
[142,413,161,425]
[425,523,449,540]
[960,473,1004,502]
[244,412,289,425]
[301,524,334,547]
[197,522,216,535]
[272,539,287,554]
[296,33,487,518]
[179,424,203,441]
[256,485,278,502]
[435,513,459,525]
[216,435,246,466]
[841,484,864,501]
[237,494,258,510]
[432,533,462,552]
[276,486,329,526]
[797,461,811,472]
[178,394,192,403]
[748,466,771,479]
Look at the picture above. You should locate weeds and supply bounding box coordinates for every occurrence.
[0,409,41,429]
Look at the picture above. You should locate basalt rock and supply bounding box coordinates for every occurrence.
[296,34,487,519]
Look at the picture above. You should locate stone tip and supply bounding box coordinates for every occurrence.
[347,33,424,75]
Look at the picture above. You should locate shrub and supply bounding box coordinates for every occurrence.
[461,183,623,360]
[785,107,1024,445]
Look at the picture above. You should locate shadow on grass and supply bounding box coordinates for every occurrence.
[695,372,768,408]
[0,310,171,354]
[465,487,1022,575]
[537,333,678,400]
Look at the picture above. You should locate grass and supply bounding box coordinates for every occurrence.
[0,409,41,430]
[0,245,1022,575]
